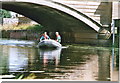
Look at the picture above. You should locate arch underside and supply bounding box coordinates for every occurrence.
[1,2,100,33]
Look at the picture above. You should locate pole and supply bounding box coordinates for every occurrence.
[111,20,115,79]
[112,20,115,47]
[118,23,120,82]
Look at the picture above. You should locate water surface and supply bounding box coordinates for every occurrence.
[0,39,118,81]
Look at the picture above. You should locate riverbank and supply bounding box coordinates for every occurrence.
[1,24,43,41]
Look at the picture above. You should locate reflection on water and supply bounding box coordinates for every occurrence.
[9,47,28,72]
[39,48,61,67]
[0,40,118,81]
[111,47,119,81]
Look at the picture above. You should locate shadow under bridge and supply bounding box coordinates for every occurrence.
[1,0,110,44]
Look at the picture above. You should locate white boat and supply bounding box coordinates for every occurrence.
[38,39,62,48]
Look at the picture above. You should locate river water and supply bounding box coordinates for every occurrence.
[0,39,118,81]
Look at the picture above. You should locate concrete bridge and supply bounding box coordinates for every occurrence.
[0,0,119,45]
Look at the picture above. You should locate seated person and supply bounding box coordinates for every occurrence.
[40,32,50,42]
[55,32,61,43]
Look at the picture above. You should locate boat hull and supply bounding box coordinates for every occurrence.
[38,39,62,48]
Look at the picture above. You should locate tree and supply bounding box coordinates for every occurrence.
[0,9,11,18]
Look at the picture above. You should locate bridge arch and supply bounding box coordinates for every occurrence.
[1,0,102,32]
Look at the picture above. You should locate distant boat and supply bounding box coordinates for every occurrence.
[38,39,62,48]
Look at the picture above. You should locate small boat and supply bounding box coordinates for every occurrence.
[38,39,62,48]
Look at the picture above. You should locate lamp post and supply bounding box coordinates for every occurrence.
[114,19,120,47]
[112,19,120,81]
[111,19,120,81]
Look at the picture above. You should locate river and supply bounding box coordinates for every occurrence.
[0,39,118,81]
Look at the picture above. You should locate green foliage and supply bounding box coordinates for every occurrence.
[27,24,43,30]
[0,9,11,18]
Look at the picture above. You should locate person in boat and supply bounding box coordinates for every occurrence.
[55,32,61,43]
[40,32,50,42]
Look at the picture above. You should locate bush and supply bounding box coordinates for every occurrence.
[27,24,43,30]
[0,9,11,18]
